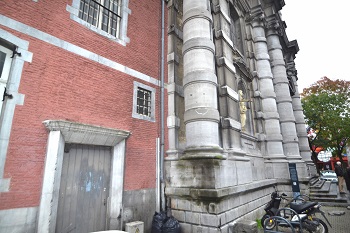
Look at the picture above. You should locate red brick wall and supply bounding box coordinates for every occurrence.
[0,0,168,210]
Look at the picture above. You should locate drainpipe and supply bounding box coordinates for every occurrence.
[158,0,166,213]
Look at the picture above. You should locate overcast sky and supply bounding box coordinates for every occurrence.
[281,0,350,92]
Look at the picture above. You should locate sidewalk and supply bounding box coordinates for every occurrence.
[319,190,350,233]
[320,205,350,233]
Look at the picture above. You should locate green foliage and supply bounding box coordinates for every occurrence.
[256,219,263,229]
[301,77,350,161]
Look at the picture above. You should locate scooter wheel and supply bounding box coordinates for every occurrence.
[311,218,328,233]
[261,214,275,230]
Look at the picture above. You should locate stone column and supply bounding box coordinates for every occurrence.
[182,0,223,158]
[265,17,307,178]
[249,8,288,178]
[287,61,317,176]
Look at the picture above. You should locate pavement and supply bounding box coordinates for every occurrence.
[320,204,350,233]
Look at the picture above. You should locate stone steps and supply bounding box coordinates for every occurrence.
[310,180,331,193]
[309,181,348,204]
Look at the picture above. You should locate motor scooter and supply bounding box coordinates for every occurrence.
[261,191,332,233]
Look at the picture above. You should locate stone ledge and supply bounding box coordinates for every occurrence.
[165,179,277,199]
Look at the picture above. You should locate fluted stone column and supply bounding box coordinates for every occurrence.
[266,19,307,178]
[182,0,223,158]
[250,10,288,178]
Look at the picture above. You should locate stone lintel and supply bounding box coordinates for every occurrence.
[43,120,130,146]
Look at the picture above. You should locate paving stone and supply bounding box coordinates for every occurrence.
[328,210,345,216]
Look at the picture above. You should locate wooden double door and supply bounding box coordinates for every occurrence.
[56,144,112,233]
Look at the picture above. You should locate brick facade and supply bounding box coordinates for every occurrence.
[0,0,166,232]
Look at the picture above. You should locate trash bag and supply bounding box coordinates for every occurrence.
[151,211,167,233]
[162,216,181,233]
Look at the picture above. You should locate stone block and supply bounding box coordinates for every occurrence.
[186,211,200,225]
[201,213,219,227]
[180,222,192,233]
[172,210,185,222]
[231,220,257,233]
[193,225,210,233]
[177,198,191,211]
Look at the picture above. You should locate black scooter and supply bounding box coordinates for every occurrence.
[261,191,332,233]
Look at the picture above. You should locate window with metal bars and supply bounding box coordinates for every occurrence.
[136,87,152,117]
[79,0,121,37]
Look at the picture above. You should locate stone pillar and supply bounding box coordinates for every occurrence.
[182,0,223,159]
[266,17,307,178]
[249,8,288,178]
[287,61,317,176]
[166,1,183,159]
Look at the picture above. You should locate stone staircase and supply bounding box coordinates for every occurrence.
[309,177,348,205]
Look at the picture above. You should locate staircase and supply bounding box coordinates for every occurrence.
[309,177,348,205]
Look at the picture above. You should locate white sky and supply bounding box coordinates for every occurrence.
[281,0,350,92]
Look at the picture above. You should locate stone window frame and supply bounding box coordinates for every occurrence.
[0,29,31,192]
[229,3,244,56]
[67,0,131,46]
[132,81,156,122]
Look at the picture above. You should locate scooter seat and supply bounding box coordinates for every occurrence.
[290,201,318,213]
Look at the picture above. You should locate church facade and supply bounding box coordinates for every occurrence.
[164,0,314,231]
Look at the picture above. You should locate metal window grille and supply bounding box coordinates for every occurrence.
[136,88,152,117]
[79,0,121,37]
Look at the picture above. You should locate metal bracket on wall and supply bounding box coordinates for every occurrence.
[10,46,21,58]
[2,87,13,101]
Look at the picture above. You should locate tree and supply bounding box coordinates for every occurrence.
[301,77,350,164]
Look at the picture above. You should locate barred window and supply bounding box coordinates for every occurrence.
[132,81,155,122]
[136,88,151,117]
[79,0,121,37]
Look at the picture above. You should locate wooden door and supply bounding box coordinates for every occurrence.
[56,144,111,233]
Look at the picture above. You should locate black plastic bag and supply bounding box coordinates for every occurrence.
[162,216,181,233]
[151,211,167,233]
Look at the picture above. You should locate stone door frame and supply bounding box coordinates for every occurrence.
[37,120,130,233]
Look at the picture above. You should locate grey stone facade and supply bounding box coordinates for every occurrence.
[165,0,314,232]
